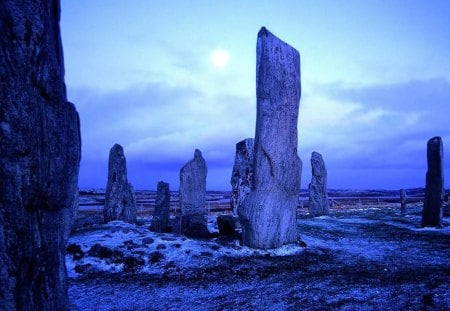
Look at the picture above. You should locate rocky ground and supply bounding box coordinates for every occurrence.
[68,203,449,310]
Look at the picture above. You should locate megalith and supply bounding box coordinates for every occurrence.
[400,189,407,215]
[422,137,444,227]
[104,144,137,223]
[230,138,254,215]
[0,1,81,309]
[238,27,302,249]
[151,181,171,233]
[179,149,209,237]
[308,152,329,217]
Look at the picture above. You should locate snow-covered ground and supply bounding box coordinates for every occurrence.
[68,204,450,310]
[67,216,304,279]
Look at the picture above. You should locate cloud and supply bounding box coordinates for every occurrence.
[73,77,450,190]
[298,78,450,189]
[70,81,254,189]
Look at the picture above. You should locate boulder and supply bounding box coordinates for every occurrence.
[151,181,171,233]
[104,144,137,223]
[0,1,81,309]
[422,137,444,227]
[238,28,302,249]
[230,138,254,215]
[179,149,209,237]
[308,152,329,217]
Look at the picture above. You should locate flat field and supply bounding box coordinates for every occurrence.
[68,191,449,310]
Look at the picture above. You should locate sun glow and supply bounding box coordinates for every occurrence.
[211,49,230,69]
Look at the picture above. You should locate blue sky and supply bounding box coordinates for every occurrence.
[60,1,450,190]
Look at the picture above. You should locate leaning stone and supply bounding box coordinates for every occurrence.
[230,138,254,215]
[179,149,209,237]
[151,181,171,232]
[400,189,407,215]
[104,144,137,223]
[422,137,444,227]
[238,27,302,249]
[308,152,329,217]
[0,2,81,309]
[217,215,237,235]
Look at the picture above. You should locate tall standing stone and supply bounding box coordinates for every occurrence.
[0,1,81,309]
[308,152,329,217]
[104,144,137,223]
[230,138,254,215]
[151,181,171,233]
[238,28,302,249]
[422,137,444,227]
[179,149,209,237]
[400,189,407,215]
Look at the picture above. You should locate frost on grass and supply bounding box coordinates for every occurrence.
[66,217,304,278]
[68,203,450,310]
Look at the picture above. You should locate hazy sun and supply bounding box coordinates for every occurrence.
[211,49,230,69]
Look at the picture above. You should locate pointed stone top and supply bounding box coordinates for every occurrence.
[312,151,322,158]
[429,136,442,144]
[258,27,269,37]
[194,149,203,158]
[111,143,123,152]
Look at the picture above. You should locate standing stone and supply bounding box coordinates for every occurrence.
[422,137,444,227]
[151,181,171,233]
[400,189,407,215]
[0,1,81,309]
[230,138,254,215]
[238,28,302,249]
[104,144,137,223]
[308,152,329,217]
[179,149,209,237]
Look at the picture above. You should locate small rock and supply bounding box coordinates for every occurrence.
[217,215,236,235]
[149,251,165,264]
[123,256,145,271]
[66,244,84,260]
[88,244,113,259]
[142,237,155,245]
[74,264,93,274]
[156,244,167,250]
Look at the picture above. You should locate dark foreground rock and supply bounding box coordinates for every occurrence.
[217,215,237,235]
[104,144,137,224]
[0,1,81,309]
[239,27,302,249]
[179,149,209,237]
[422,136,444,227]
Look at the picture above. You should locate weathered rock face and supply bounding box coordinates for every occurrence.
[151,181,171,233]
[422,137,444,227]
[104,144,137,223]
[238,28,302,249]
[400,189,407,215]
[179,149,209,237]
[230,138,254,215]
[308,152,329,217]
[0,1,81,309]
